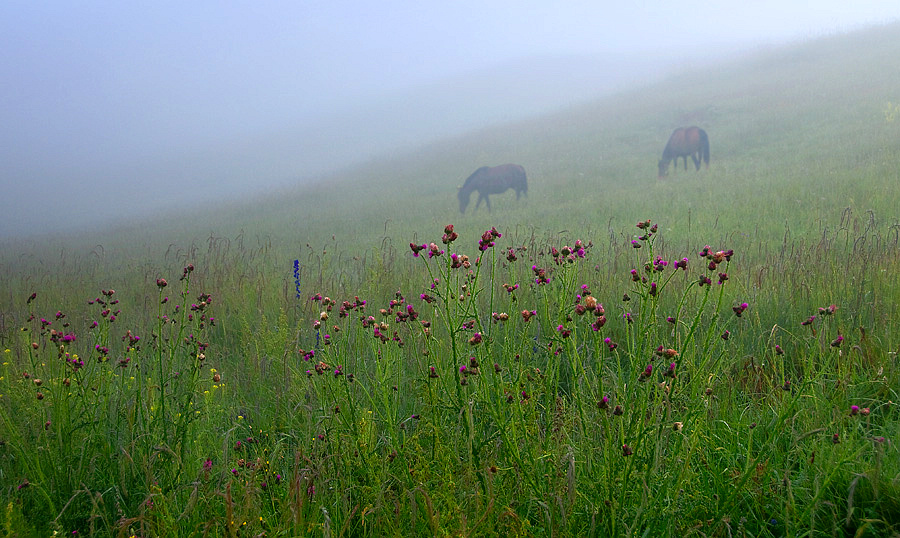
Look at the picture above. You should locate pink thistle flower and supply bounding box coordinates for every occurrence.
[598,395,609,409]
[664,362,676,379]
[639,363,653,381]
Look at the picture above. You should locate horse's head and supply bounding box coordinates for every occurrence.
[657,159,669,179]
[457,186,470,213]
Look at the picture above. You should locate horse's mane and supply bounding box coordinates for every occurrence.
[661,128,685,159]
[461,166,490,189]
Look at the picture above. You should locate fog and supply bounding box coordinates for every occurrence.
[2,2,898,237]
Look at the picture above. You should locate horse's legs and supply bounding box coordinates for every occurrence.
[692,153,701,170]
[485,195,492,212]
[475,194,485,211]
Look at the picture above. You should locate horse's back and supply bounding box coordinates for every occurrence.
[500,164,527,190]
[686,126,704,146]
[471,164,527,193]
[665,127,705,154]
[493,163,525,177]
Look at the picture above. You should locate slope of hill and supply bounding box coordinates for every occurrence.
[196,22,900,254]
[3,22,900,268]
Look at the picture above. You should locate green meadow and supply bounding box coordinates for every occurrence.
[2,24,900,537]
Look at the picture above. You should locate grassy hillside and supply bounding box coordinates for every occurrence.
[5,24,899,272]
[2,23,900,537]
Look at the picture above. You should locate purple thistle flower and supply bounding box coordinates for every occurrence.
[664,362,676,379]
[409,243,427,257]
[598,395,609,409]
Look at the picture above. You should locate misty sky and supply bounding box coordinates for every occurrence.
[2,1,899,236]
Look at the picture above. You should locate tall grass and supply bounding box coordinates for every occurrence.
[2,22,900,537]
[2,217,898,535]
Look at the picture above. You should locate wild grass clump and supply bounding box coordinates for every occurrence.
[1,266,225,535]
[1,219,897,536]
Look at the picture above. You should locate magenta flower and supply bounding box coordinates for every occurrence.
[598,395,609,409]
[664,362,676,379]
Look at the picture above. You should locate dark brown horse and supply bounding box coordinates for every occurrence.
[458,164,527,213]
[658,126,709,178]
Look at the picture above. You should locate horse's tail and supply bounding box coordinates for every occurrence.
[699,129,710,167]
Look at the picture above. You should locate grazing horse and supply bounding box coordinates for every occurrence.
[457,164,528,213]
[658,126,710,178]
